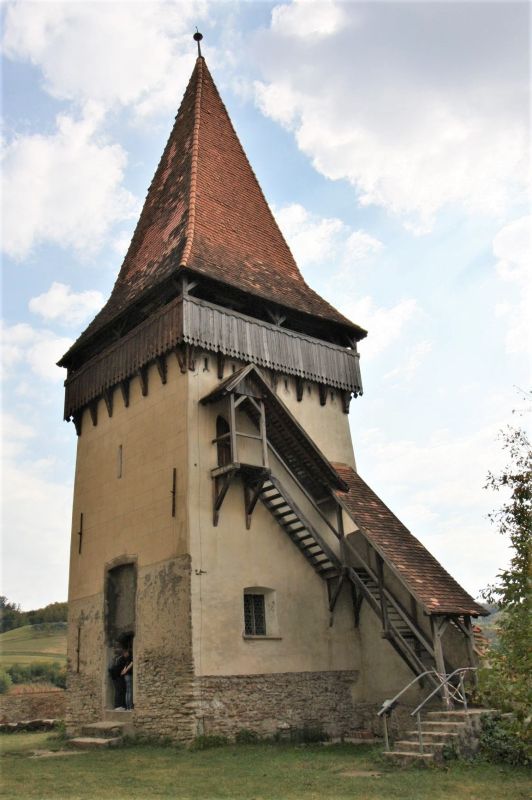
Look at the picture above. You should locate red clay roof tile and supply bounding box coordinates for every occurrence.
[69,57,362,357]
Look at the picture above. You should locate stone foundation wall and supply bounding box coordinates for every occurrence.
[195,670,376,739]
[0,690,65,723]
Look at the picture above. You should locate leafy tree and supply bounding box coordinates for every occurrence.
[0,596,25,633]
[479,422,531,754]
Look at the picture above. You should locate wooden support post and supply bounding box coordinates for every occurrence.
[156,355,167,385]
[243,479,266,530]
[213,472,233,527]
[328,571,346,626]
[137,366,149,396]
[295,377,304,402]
[217,351,225,379]
[120,379,130,408]
[171,468,177,518]
[431,616,451,708]
[73,412,82,436]
[463,615,478,674]
[341,391,352,415]
[229,394,237,463]
[89,401,98,427]
[258,399,268,468]
[175,345,187,374]
[77,512,84,554]
[103,388,113,418]
[377,555,389,634]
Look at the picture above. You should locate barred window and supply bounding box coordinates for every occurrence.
[244,593,266,636]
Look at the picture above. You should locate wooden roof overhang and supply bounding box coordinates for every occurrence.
[62,294,363,423]
[333,463,488,618]
[201,364,348,499]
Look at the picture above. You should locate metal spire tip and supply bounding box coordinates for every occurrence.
[193,28,203,58]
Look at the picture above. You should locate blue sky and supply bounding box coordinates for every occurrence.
[1,0,530,609]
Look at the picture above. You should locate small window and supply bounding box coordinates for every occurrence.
[117,445,123,478]
[244,593,266,636]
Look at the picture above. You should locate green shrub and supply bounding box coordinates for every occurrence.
[7,661,66,689]
[0,669,12,694]
[235,728,260,744]
[478,714,530,766]
[189,734,228,751]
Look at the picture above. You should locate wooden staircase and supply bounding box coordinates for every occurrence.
[257,472,442,686]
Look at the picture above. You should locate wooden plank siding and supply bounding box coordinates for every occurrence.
[63,295,363,420]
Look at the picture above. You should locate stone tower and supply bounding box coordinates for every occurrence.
[60,53,486,741]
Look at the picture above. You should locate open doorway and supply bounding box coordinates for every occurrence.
[105,563,136,710]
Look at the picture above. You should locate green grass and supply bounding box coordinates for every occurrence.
[1,733,530,800]
[0,625,66,667]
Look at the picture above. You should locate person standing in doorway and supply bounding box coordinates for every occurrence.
[121,646,133,710]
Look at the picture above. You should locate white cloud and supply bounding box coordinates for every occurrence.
[340,296,418,360]
[384,339,432,383]
[29,282,104,326]
[1,415,71,608]
[271,0,346,39]
[492,215,532,358]
[273,202,383,271]
[2,104,137,259]
[1,322,71,381]
[2,0,209,118]
[254,2,529,230]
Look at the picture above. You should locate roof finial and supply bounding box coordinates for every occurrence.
[193,28,203,58]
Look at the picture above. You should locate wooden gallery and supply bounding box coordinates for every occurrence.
[59,47,487,741]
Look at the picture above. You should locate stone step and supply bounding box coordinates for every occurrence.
[395,740,446,754]
[69,736,122,749]
[406,730,458,742]
[81,721,126,738]
[421,721,466,733]
[425,709,494,721]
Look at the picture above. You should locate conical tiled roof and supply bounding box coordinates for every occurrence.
[63,57,363,363]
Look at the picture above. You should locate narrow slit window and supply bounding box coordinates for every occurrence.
[244,593,266,636]
[117,445,123,478]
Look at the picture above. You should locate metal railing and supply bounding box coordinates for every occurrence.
[378,667,477,753]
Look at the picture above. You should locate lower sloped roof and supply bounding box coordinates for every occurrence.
[333,463,487,617]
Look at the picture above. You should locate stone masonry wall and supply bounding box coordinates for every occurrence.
[0,690,65,723]
[65,594,105,733]
[128,556,196,742]
[196,670,377,739]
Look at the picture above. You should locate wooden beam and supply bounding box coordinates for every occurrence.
[138,366,149,396]
[175,345,187,374]
[258,399,269,468]
[351,581,363,628]
[213,472,233,527]
[318,384,328,406]
[156,355,167,385]
[217,351,225,379]
[73,411,83,436]
[462,615,478,671]
[89,401,98,427]
[431,615,451,708]
[376,555,389,634]
[103,388,113,418]
[120,379,130,408]
[295,377,304,402]
[188,345,195,371]
[243,478,267,530]
[328,571,346,625]
[341,391,352,414]
[229,393,238,463]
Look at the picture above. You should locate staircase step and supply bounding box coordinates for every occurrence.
[406,730,457,742]
[395,740,446,754]
[81,722,125,738]
[69,736,122,749]
[421,721,466,732]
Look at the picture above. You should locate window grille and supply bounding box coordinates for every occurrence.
[244,593,266,636]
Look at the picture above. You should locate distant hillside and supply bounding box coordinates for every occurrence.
[0,623,67,667]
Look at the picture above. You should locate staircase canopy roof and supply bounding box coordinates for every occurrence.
[333,463,488,617]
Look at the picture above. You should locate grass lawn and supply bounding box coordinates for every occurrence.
[0,625,66,667]
[1,733,530,800]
